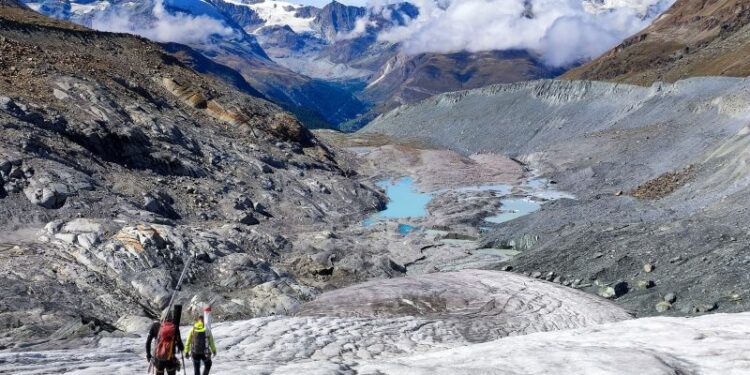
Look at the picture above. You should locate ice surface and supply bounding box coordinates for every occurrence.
[1,270,633,374]
[4,308,748,374]
[362,312,750,375]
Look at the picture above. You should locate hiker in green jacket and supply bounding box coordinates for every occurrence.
[185,315,217,375]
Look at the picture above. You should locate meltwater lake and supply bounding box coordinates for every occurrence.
[365,176,573,230]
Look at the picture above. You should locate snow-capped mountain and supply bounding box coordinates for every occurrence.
[22,0,677,129]
[217,0,318,34]
[582,0,676,19]
[23,0,367,128]
[213,0,676,128]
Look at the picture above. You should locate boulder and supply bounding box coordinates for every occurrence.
[664,292,677,303]
[221,195,260,225]
[598,281,629,299]
[142,191,179,219]
[213,254,277,289]
[253,201,269,216]
[238,212,259,225]
[692,302,718,313]
[292,251,337,277]
[637,280,655,289]
[22,166,94,209]
[24,181,69,209]
[247,279,316,316]
[0,159,13,178]
[115,315,154,334]
[130,269,173,309]
[656,301,672,313]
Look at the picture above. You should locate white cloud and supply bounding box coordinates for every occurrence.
[91,0,235,45]
[336,16,378,40]
[369,0,674,67]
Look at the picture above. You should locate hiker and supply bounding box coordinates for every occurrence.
[185,315,217,375]
[146,309,185,375]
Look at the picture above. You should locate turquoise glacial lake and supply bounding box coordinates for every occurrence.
[364,176,571,231]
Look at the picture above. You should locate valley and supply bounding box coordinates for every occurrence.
[3,0,750,373]
[21,0,674,130]
[5,123,750,373]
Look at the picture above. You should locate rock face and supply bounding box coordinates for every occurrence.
[564,0,750,84]
[363,77,750,316]
[350,50,562,130]
[0,4,383,348]
[310,0,367,41]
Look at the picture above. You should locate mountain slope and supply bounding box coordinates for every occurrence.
[564,0,750,84]
[0,3,384,346]
[248,1,563,129]
[351,50,562,129]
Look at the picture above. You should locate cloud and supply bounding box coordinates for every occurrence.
[368,0,674,67]
[91,0,234,45]
[336,16,376,40]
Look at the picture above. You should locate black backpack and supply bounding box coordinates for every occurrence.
[191,330,207,356]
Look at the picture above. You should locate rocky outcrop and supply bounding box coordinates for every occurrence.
[310,1,367,41]
[0,5,384,348]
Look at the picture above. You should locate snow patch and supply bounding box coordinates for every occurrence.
[224,0,316,33]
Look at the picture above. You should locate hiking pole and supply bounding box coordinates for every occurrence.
[181,351,187,373]
[165,256,194,312]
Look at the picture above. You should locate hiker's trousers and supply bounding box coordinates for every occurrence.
[155,359,177,375]
[192,354,212,375]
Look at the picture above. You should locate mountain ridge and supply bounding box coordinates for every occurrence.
[564,0,750,84]
[21,0,596,129]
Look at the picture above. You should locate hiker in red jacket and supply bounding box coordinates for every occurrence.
[146,309,185,375]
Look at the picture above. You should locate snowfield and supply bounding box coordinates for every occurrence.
[3,312,749,374]
[3,271,748,374]
[362,312,750,375]
[224,0,316,33]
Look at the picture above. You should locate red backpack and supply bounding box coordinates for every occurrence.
[155,321,176,361]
